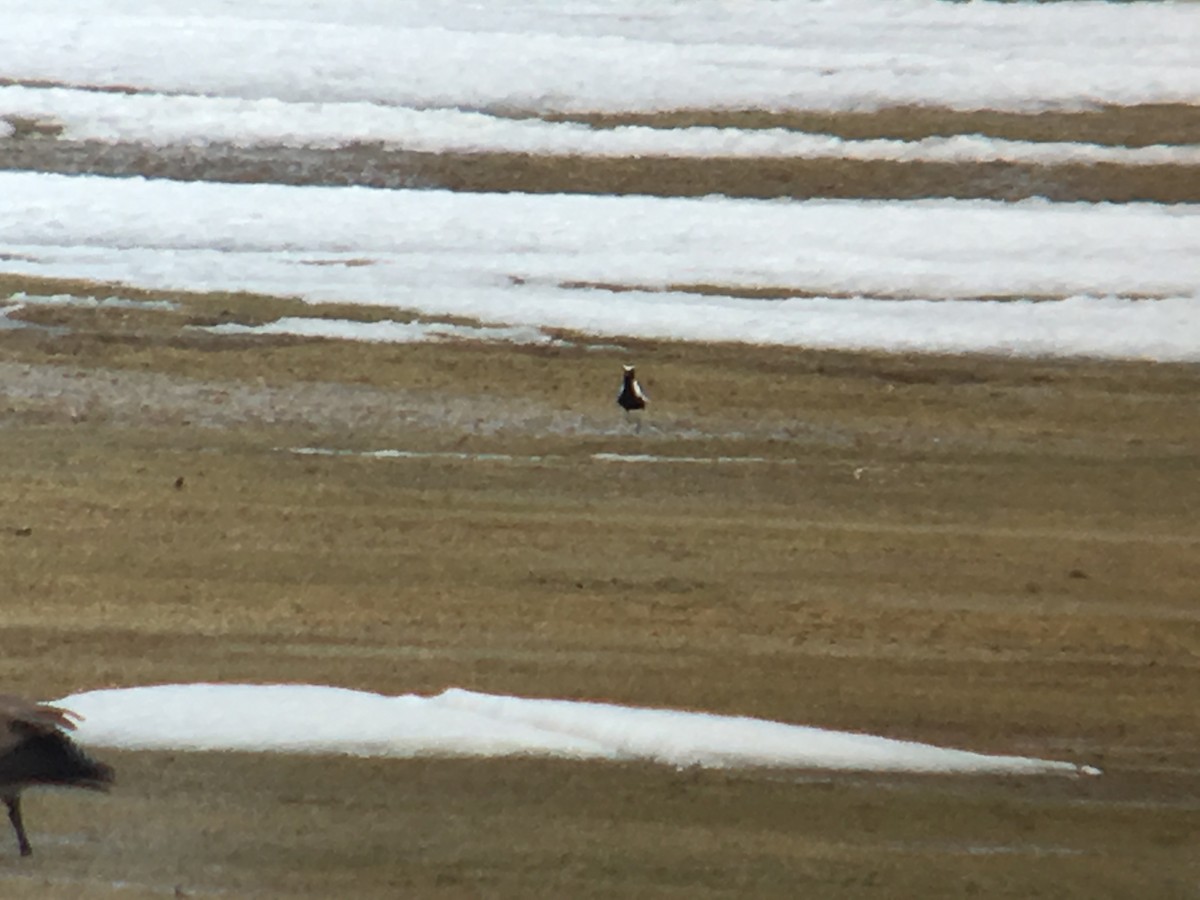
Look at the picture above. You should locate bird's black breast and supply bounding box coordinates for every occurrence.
[617,374,646,411]
[0,728,114,792]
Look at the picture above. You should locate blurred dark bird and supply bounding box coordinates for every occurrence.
[0,695,113,857]
[616,365,647,415]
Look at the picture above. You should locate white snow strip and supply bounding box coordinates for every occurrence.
[2,1,1197,112]
[3,86,1199,165]
[591,453,781,465]
[290,448,525,463]
[59,683,1100,776]
[201,317,562,346]
[6,291,178,311]
[2,173,1198,360]
[286,448,795,466]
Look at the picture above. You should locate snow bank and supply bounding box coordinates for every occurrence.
[3,1,1197,112]
[3,173,1198,360]
[61,683,1100,777]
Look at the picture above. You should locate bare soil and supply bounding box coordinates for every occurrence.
[543,104,1200,146]
[0,273,1198,896]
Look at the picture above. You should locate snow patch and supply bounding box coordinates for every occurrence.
[61,683,1101,777]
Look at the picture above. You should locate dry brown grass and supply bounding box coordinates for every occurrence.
[543,104,1200,146]
[347,152,1200,203]
[2,753,1195,900]
[1,269,1198,894]
[3,140,1196,203]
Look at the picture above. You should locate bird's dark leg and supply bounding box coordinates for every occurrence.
[5,795,32,857]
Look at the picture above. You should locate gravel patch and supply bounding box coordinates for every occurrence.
[0,360,859,449]
[0,360,568,435]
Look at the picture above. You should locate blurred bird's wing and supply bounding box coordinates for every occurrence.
[0,696,81,734]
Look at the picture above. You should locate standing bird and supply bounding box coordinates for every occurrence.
[0,694,113,857]
[616,365,648,423]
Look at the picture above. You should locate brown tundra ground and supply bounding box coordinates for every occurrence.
[0,102,1198,898]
